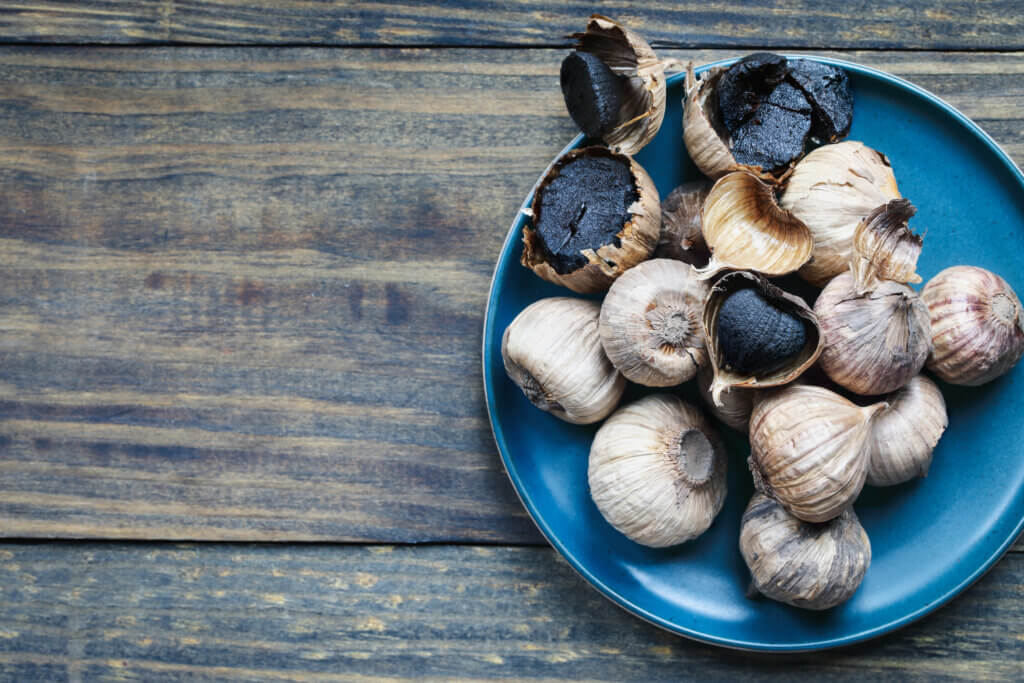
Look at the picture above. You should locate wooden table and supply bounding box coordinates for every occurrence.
[0,3,1021,679]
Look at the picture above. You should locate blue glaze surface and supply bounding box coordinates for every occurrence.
[482,57,1024,651]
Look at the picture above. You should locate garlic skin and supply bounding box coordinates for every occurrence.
[740,493,871,610]
[502,298,625,424]
[867,375,948,486]
[697,362,756,431]
[815,271,932,396]
[521,147,661,294]
[697,171,813,278]
[749,384,886,522]
[589,395,727,547]
[922,266,1024,386]
[599,259,709,387]
[780,141,901,287]
[850,198,923,293]
[571,15,666,155]
[702,271,823,406]
[655,180,711,266]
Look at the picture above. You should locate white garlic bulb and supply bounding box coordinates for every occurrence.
[740,493,871,610]
[599,259,709,387]
[502,297,625,424]
[748,384,886,522]
[589,394,727,547]
[866,374,948,486]
[780,141,901,286]
[922,265,1024,386]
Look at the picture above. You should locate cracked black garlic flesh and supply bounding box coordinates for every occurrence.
[502,297,625,424]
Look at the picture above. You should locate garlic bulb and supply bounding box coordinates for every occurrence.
[850,198,923,293]
[740,493,871,610]
[589,394,727,547]
[922,265,1024,386]
[748,384,886,522]
[521,146,661,294]
[697,362,756,431]
[696,171,813,278]
[780,141,901,286]
[684,65,752,182]
[814,271,932,396]
[655,180,711,266]
[599,259,709,386]
[702,271,822,406]
[502,298,625,424]
[569,15,666,155]
[867,375,948,486]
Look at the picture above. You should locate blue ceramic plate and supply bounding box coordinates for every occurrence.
[482,57,1024,651]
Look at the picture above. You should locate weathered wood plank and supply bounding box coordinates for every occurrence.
[0,1,1021,50]
[0,543,1020,680]
[0,48,1021,542]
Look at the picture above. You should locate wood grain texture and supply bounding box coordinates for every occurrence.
[0,1,1022,50]
[0,543,1019,681]
[0,48,1021,542]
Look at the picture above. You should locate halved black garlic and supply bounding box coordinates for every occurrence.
[702,271,822,405]
[684,54,853,181]
[521,146,660,294]
[563,15,666,155]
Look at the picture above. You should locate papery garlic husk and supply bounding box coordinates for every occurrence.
[682,65,780,183]
[697,362,756,431]
[696,171,813,278]
[502,298,625,424]
[748,384,887,522]
[521,146,661,294]
[780,141,902,287]
[654,180,711,266]
[702,271,823,406]
[571,15,666,155]
[815,271,932,396]
[866,374,947,486]
[740,492,871,610]
[922,265,1024,386]
[850,198,923,293]
[599,259,709,386]
[589,394,727,547]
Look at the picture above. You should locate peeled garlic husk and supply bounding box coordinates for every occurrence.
[867,374,947,486]
[740,492,871,610]
[655,180,711,266]
[780,141,901,287]
[571,15,666,155]
[589,394,727,547]
[521,146,661,294]
[850,198,923,293]
[748,384,887,522]
[696,171,813,278]
[599,259,709,386]
[682,65,779,183]
[502,298,625,424]
[697,362,756,431]
[702,271,823,406]
[815,271,932,396]
[922,265,1024,386]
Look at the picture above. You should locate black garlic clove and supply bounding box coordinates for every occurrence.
[717,288,807,374]
[560,51,626,138]
[716,52,789,134]
[787,59,853,142]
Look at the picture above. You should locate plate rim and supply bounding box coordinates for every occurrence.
[481,54,1024,652]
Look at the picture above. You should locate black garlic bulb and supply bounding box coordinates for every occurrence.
[717,288,807,375]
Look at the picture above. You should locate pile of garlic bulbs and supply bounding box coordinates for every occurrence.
[501,15,1024,611]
